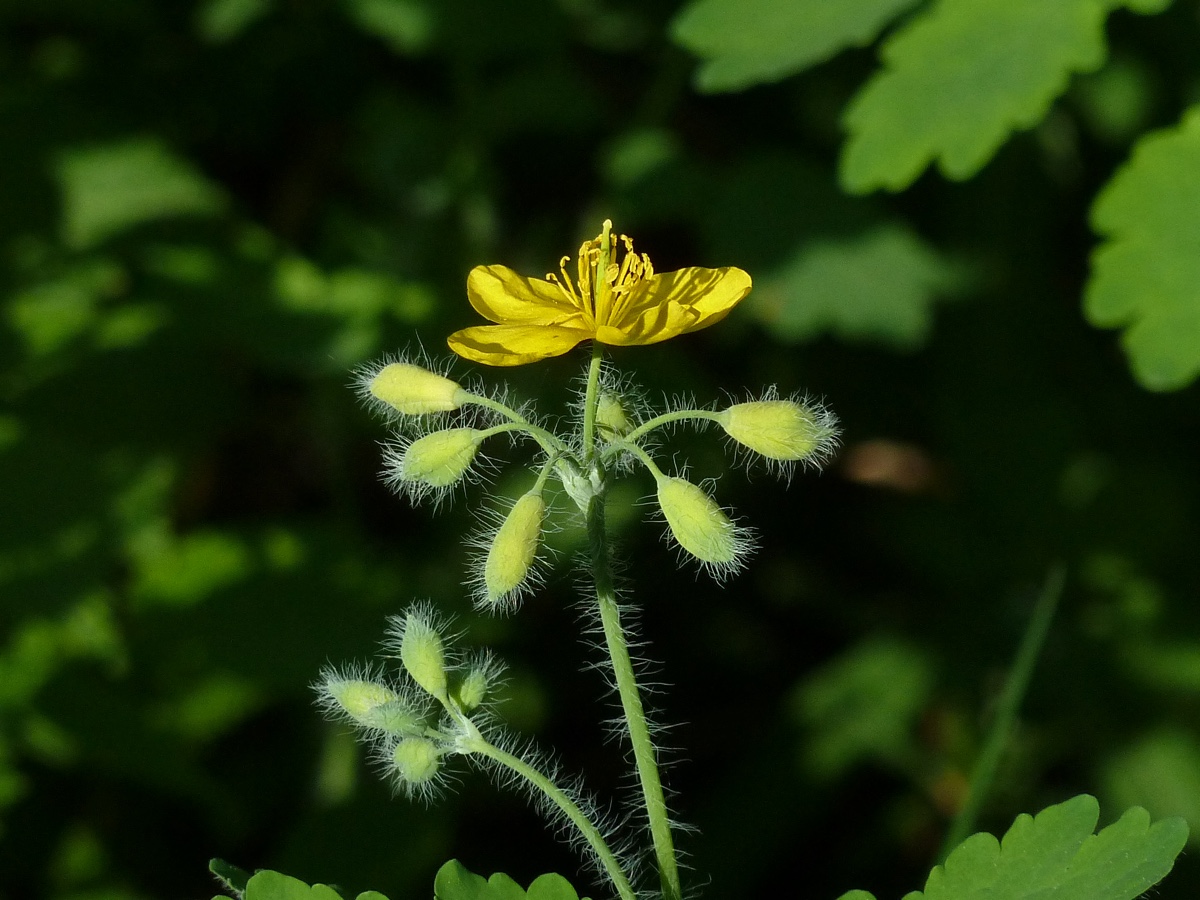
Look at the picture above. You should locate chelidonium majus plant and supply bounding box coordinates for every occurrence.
[315,221,840,900]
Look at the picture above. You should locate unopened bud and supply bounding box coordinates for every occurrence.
[483,490,545,605]
[369,363,466,415]
[392,737,441,785]
[399,428,482,487]
[454,666,490,713]
[718,400,837,462]
[399,612,448,699]
[596,390,634,439]
[656,476,748,570]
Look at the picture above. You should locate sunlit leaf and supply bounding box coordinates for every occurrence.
[751,225,962,348]
[57,139,226,249]
[433,861,586,900]
[671,0,920,92]
[841,0,1122,192]
[1084,105,1200,390]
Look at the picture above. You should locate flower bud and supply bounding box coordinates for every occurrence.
[596,390,634,439]
[482,490,545,605]
[369,363,466,415]
[718,400,837,462]
[454,666,490,713]
[391,736,442,785]
[656,476,749,572]
[399,428,482,488]
[399,611,448,699]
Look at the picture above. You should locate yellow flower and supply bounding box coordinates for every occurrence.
[448,220,752,366]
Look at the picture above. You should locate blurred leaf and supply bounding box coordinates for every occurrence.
[195,0,274,43]
[344,0,433,54]
[601,128,680,188]
[671,0,920,93]
[1103,731,1200,845]
[243,870,371,899]
[841,0,1116,192]
[57,139,226,249]
[751,225,962,348]
[1072,58,1156,144]
[1084,105,1200,390]
[128,528,253,608]
[7,259,128,356]
[792,637,934,778]
[842,795,1187,900]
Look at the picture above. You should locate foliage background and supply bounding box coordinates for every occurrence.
[1,1,1199,898]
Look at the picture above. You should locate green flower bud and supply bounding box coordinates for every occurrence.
[367,699,426,735]
[483,490,545,606]
[369,363,467,415]
[656,476,751,575]
[391,736,441,785]
[399,428,482,488]
[399,611,448,699]
[596,390,634,439]
[454,666,490,713]
[718,399,838,464]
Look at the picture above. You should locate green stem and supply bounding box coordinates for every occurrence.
[620,408,721,448]
[463,730,638,900]
[582,341,604,463]
[938,565,1066,860]
[463,392,566,457]
[587,491,681,900]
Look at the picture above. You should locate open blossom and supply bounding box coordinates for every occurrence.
[448,221,752,366]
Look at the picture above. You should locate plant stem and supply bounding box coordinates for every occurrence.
[587,491,681,900]
[582,341,604,463]
[465,731,638,900]
[938,565,1066,860]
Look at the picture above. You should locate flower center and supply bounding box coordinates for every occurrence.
[544,224,654,329]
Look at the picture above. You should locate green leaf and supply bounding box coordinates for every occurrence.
[841,0,1114,192]
[432,861,585,900]
[670,0,920,93]
[57,138,226,249]
[1103,730,1200,843]
[209,857,252,896]
[195,0,274,42]
[913,795,1186,900]
[750,225,963,348]
[244,871,379,900]
[1084,105,1200,390]
[344,0,433,54]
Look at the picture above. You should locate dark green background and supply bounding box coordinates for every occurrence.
[2,1,1199,898]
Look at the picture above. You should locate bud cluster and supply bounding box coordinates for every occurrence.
[314,604,503,801]
[353,354,839,601]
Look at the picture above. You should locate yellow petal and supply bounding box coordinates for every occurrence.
[467,265,585,326]
[607,266,752,345]
[447,323,593,366]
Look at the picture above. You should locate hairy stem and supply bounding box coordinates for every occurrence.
[939,565,1066,859]
[464,730,638,900]
[587,491,681,900]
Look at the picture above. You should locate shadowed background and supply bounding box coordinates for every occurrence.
[2,1,1200,898]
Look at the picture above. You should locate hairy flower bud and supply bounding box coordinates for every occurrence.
[369,363,467,415]
[596,390,634,439]
[399,611,448,700]
[399,428,482,488]
[656,476,751,576]
[454,666,491,713]
[391,736,442,785]
[483,490,545,606]
[718,399,838,464]
[316,671,426,735]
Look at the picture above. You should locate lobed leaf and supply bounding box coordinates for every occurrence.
[1084,105,1200,390]
[838,795,1186,900]
[433,861,586,900]
[670,0,920,93]
[841,0,1119,192]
